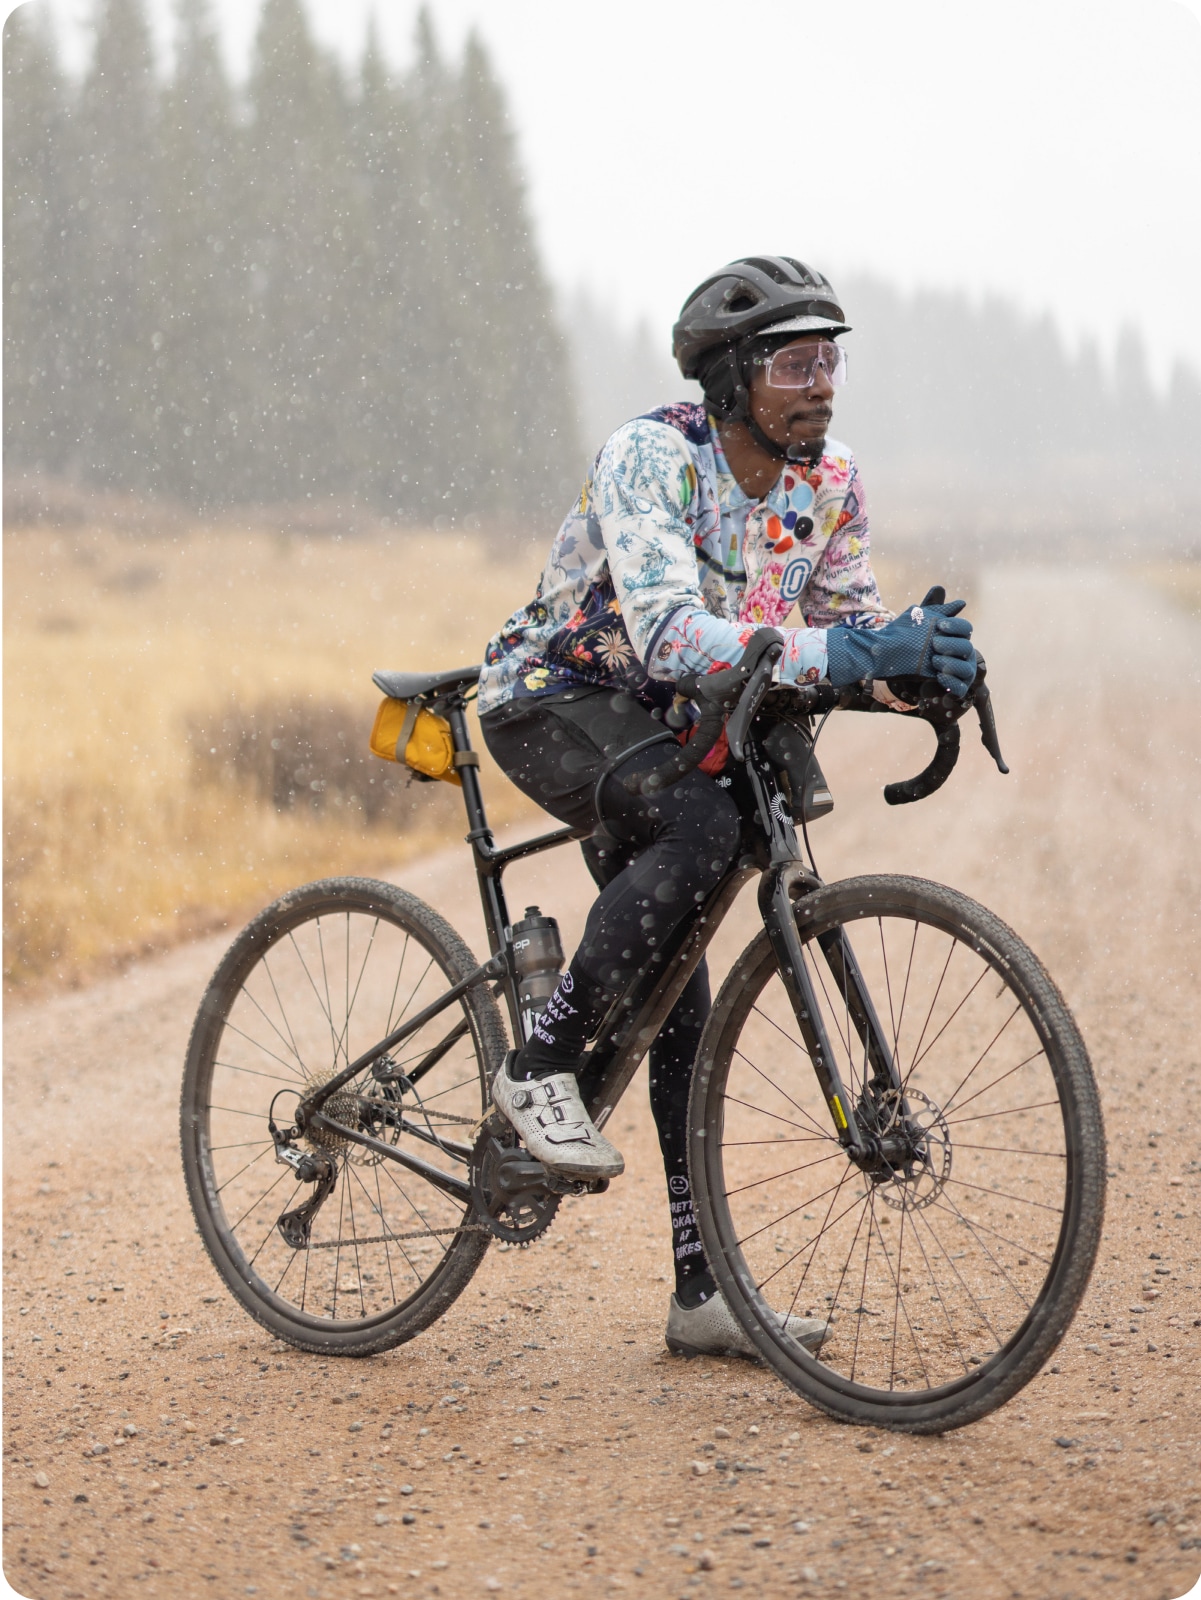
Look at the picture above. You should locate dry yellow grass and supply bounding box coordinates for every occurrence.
[3,517,545,989]
[1147,558,1201,617]
[3,514,926,992]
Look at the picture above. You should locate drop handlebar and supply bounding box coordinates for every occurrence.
[624,637,1009,805]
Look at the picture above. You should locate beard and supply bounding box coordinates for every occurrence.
[782,407,831,463]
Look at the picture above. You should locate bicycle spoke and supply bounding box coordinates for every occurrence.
[941,1173,1064,1215]
[721,1090,836,1141]
[793,1171,871,1333]
[925,1192,1053,1270]
[240,980,309,1073]
[901,933,956,1080]
[748,1001,846,1118]
[902,961,992,1089]
[704,885,1100,1417]
[753,1176,866,1288]
[724,1148,845,1197]
[945,1046,1048,1118]
[217,1021,306,1079]
[375,1163,398,1306]
[331,1166,348,1319]
[898,1201,971,1377]
[944,1099,1061,1127]
[733,1042,837,1141]
[213,1057,299,1088]
[951,1141,1064,1159]
[348,1160,424,1283]
[262,951,306,1074]
[722,1134,835,1148]
[939,1001,1024,1113]
[345,1173,366,1317]
[228,1166,292,1234]
[214,1140,274,1196]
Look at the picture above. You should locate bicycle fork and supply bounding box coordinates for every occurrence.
[749,758,905,1166]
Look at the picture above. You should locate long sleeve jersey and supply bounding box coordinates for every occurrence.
[476,402,892,717]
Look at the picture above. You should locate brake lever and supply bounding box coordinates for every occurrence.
[726,641,784,759]
[972,679,1009,775]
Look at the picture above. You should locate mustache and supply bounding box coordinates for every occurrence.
[788,407,832,429]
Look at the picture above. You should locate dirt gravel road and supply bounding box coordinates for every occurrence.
[5,564,1200,1600]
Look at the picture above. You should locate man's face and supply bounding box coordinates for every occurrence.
[746,337,838,457]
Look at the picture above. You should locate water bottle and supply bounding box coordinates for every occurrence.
[510,906,565,1042]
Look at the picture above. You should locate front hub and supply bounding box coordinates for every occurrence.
[851,1086,952,1209]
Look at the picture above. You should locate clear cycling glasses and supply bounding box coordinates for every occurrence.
[759,339,848,390]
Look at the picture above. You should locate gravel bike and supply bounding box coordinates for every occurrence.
[181,631,1106,1432]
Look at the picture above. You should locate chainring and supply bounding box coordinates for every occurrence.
[469,1118,561,1245]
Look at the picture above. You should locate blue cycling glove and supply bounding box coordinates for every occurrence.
[826,586,977,697]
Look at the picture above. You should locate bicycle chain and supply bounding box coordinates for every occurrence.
[307,1223,488,1250]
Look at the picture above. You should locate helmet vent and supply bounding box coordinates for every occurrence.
[724,291,758,313]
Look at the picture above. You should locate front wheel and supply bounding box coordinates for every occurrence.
[690,874,1105,1431]
[181,877,508,1355]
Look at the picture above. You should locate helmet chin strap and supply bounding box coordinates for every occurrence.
[743,412,822,470]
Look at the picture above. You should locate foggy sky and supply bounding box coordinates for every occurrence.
[28,0,1201,386]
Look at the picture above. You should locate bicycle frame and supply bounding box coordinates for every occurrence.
[300,691,901,1175]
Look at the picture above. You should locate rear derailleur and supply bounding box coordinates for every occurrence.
[469,1116,607,1245]
[269,1119,336,1249]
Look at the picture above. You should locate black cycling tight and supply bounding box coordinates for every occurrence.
[481,689,742,1305]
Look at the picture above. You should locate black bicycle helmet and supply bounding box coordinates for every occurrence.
[673,255,849,427]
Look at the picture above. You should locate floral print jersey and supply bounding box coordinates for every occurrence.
[476,403,892,716]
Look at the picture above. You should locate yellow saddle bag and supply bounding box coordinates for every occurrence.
[369,697,462,786]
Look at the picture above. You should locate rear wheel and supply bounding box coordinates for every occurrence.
[181,877,506,1354]
[691,874,1105,1431]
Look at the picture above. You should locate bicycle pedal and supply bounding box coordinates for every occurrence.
[544,1172,609,1197]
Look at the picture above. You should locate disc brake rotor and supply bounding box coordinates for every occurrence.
[874,1086,952,1211]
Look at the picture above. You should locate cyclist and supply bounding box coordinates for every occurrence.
[477,256,977,1358]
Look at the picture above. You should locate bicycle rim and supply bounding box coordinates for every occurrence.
[182,878,502,1351]
[692,874,1105,1430]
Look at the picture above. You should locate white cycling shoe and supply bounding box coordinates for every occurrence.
[491,1053,624,1181]
[665,1291,829,1360]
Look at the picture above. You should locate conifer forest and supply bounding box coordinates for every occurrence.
[4,0,1200,535]
[3,0,582,521]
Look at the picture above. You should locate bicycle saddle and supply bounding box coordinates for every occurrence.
[372,665,481,700]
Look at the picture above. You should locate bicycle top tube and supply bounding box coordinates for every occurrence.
[386,646,1009,1126]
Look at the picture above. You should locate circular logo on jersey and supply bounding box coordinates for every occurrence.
[669,1175,689,1195]
[559,970,573,993]
[779,558,813,604]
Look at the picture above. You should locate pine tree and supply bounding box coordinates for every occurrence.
[244,0,359,504]
[350,17,422,513]
[153,0,244,506]
[1113,324,1156,459]
[400,7,463,517]
[3,5,73,479]
[72,0,160,491]
[446,28,580,519]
